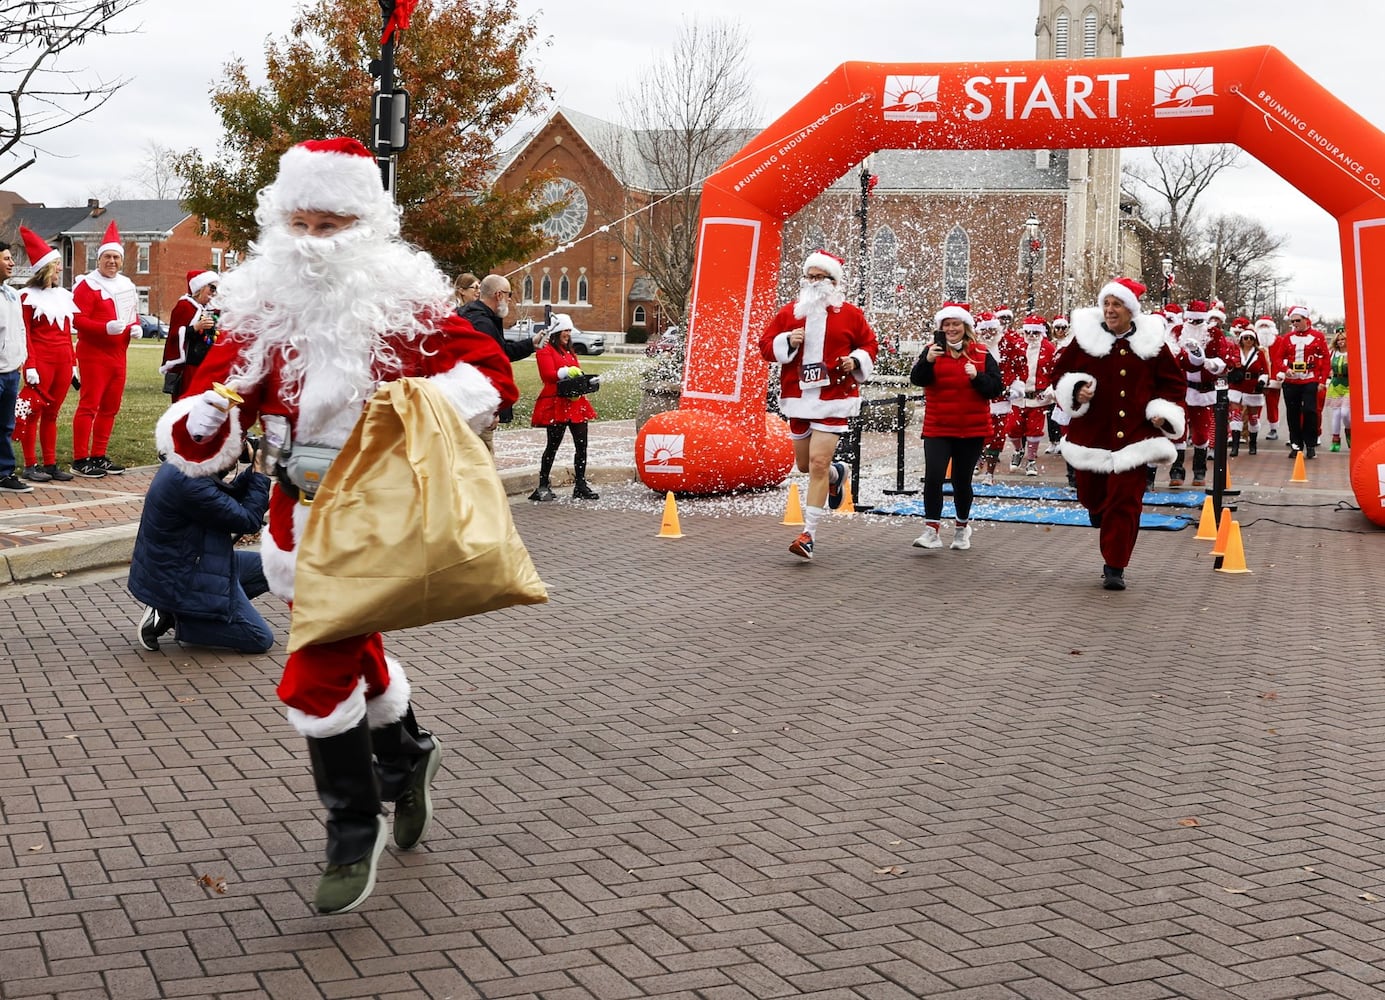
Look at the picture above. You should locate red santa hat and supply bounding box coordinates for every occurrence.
[803,250,845,285]
[18,225,60,272]
[1050,314,1069,328]
[1184,299,1210,322]
[1097,277,1146,315]
[187,269,220,295]
[1230,315,1251,330]
[1164,302,1183,316]
[994,305,1014,320]
[97,220,123,259]
[1286,304,1311,321]
[267,136,392,221]
[1253,315,1276,331]
[934,301,974,328]
[975,311,1000,331]
[1022,314,1047,334]
[1208,299,1227,321]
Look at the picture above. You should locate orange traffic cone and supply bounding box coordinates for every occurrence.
[1210,508,1233,557]
[1224,464,1232,490]
[945,459,953,479]
[781,483,805,526]
[1194,497,1218,540]
[1215,520,1251,574]
[1290,451,1308,483]
[657,491,683,538]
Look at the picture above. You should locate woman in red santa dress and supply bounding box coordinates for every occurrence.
[156,137,518,915]
[1226,326,1269,456]
[973,312,1027,486]
[15,228,77,482]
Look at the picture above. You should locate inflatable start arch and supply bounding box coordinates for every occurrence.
[634,46,1385,526]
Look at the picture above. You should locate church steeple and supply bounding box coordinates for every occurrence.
[1035,1,1123,61]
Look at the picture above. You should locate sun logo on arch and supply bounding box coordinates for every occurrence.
[883,75,939,122]
[643,434,684,473]
[1154,68,1216,118]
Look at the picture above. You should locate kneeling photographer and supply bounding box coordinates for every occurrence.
[128,433,273,653]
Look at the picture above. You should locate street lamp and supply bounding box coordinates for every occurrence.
[1161,255,1174,307]
[1024,214,1041,312]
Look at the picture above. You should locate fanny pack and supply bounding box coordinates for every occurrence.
[283,442,341,503]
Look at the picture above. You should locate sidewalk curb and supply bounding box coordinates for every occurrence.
[0,464,639,586]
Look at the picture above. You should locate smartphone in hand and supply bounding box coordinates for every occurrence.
[933,330,947,349]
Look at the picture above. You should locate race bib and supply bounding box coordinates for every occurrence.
[799,362,829,388]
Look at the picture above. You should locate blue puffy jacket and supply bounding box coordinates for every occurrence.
[128,463,270,622]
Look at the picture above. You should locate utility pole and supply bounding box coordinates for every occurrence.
[370,0,416,195]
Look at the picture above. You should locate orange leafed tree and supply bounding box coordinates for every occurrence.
[176,0,554,275]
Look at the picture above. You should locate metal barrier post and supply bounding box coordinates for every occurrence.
[1210,376,1239,568]
[881,394,918,496]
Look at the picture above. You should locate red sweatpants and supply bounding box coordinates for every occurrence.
[1073,466,1147,570]
[277,631,390,720]
[72,350,127,460]
[17,345,74,467]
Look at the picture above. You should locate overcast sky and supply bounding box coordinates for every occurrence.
[11,0,1381,318]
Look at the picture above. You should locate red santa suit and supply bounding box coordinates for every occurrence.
[1226,335,1269,453]
[162,270,221,400]
[1052,292,1185,573]
[1005,318,1056,449]
[976,315,1028,474]
[1170,301,1230,485]
[760,296,877,433]
[1271,315,1330,452]
[18,286,77,469]
[71,238,140,465]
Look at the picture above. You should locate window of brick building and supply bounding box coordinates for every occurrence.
[633,305,646,326]
[1083,10,1097,58]
[136,243,150,274]
[944,226,970,302]
[577,271,589,304]
[541,272,552,303]
[212,248,223,270]
[523,274,534,302]
[1055,12,1069,58]
[559,271,570,303]
[870,227,899,312]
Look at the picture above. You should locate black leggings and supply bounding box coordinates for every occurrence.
[1281,381,1320,448]
[539,421,589,482]
[923,436,987,522]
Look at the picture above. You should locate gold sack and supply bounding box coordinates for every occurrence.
[287,377,547,652]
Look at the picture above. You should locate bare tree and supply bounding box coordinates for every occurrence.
[1123,144,1242,265]
[600,18,759,327]
[132,140,183,199]
[0,0,143,185]
[1190,213,1288,313]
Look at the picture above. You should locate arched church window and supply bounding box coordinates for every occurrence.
[943,226,970,303]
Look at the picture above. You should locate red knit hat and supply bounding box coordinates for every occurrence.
[18,225,60,272]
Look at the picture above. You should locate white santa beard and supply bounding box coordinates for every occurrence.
[218,221,453,409]
[793,278,843,318]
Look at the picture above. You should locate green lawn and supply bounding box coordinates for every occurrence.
[52,345,649,469]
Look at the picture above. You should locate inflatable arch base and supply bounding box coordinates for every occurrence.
[636,409,795,496]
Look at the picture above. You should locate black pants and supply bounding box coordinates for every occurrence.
[539,421,589,483]
[923,436,987,522]
[1281,381,1320,448]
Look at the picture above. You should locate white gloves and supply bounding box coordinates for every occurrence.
[1184,344,1204,364]
[1008,379,1025,402]
[186,390,230,438]
[1204,357,1227,375]
[24,368,39,385]
[558,366,576,379]
[106,319,125,335]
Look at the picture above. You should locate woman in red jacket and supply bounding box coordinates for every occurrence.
[909,302,1002,551]
[528,313,599,501]
[17,249,77,482]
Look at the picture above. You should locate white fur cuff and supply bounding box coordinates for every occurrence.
[366,656,411,729]
[429,363,502,434]
[1056,372,1094,417]
[1146,397,1185,438]
[285,678,367,738]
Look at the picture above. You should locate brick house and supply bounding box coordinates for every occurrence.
[1,197,233,323]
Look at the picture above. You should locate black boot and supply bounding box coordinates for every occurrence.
[1169,451,1186,487]
[528,481,556,501]
[1248,432,1258,455]
[1145,465,1156,491]
[372,706,441,850]
[1191,447,1208,487]
[1229,430,1241,458]
[307,721,387,914]
[572,480,599,500]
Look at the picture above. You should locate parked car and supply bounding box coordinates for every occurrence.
[645,326,681,357]
[137,316,168,340]
[505,317,605,355]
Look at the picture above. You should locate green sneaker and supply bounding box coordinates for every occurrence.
[313,815,387,914]
[393,739,441,850]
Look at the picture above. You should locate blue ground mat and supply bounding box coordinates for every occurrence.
[940,482,1206,508]
[872,497,1192,530]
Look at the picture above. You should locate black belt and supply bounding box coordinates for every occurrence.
[1024,391,1039,399]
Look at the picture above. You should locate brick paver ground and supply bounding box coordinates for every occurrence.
[2,423,1383,999]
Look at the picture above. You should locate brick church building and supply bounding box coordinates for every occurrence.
[493,0,1140,339]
